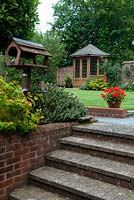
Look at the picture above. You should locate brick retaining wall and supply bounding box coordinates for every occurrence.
[0,122,76,200]
[88,107,128,118]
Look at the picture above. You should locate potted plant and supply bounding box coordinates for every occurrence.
[64,75,72,88]
[101,86,126,108]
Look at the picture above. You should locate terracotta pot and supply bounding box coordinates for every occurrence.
[107,101,121,108]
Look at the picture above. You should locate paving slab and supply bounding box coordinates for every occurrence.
[73,122,134,139]
[47,150,134,182]
[61,136,134,157]
[30,166,134,200]
[97,114,134,126]
[10,185,71,200]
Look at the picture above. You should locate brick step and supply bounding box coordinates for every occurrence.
[60,136,134,164]
[9,185,71,200]
[46,150,134,189]
[72,123,134,144]
[29,166,134,200]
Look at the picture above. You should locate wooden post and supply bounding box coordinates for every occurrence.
[22,69,31,94]
[40,80,45,93]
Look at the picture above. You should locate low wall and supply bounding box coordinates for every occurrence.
[0,122,76,200]
[88,107,128,118]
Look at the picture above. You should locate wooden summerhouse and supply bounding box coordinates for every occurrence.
[5,37,51,92]
[70,44,109,87]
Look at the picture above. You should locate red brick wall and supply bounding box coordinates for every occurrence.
[57,66,73,86]
[88,107,128,118]
[122,61,134,83]
[0,122,76,200]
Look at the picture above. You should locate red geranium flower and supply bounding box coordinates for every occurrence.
[101,94,106,98]
[100,86,126,103]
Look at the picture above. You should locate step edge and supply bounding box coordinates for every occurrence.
[46,153,134,182]
[9,185,72,200]
[29,173,100,200]
[72,126,134,140]
[61,139,134,158]
[29,167,134,200]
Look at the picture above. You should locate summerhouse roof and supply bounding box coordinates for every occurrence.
[70,44,110,58]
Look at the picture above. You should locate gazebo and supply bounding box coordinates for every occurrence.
[70,44,109,87]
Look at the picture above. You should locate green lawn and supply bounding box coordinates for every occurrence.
[65,88,134,110]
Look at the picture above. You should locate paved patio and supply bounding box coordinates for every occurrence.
[97,110,134,126]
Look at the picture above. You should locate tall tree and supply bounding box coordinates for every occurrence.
[90,0,134,62]
[52,0,134,64]
[0,0,39,51]
[32,31,67,85]
[52,0,92,64]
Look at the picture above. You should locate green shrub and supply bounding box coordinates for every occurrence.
[0,53,22,82]
[99,61,122,86]
[0,76,41,134]
[80,78,91,90]
[64,74,72,88]
[121,82,134,91]
[80,77,107,90]
[34,84,87,124]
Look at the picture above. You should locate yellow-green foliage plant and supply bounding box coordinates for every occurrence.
[89,78,108,90]
[80,77,108,90]
[0,76,41,134]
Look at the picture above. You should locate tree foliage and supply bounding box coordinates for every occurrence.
[52,0,134,64]
[32,31,67,90]
[0,0,39,51]
[90,0,134,62]
[52,0,91,64]
[99,60,122,86]
[0,53,22,83]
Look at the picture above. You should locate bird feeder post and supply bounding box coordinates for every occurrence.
[22,68,31,94]
[5,37,51,94]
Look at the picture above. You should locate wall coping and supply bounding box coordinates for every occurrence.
[122,61,134,65]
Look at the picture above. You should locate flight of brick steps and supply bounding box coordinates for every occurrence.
[9,122,134,200]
